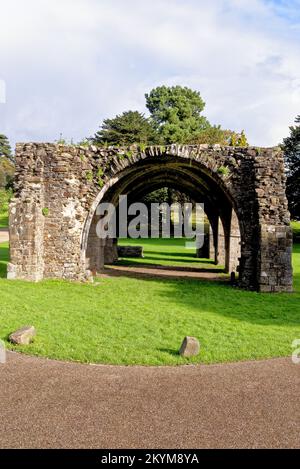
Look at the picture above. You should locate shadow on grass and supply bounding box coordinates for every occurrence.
[144,249,215,261]
[116,243,300,328]
[159,348,180,357]
[157,271,300,328]
[115,260,224,273]
[1,241,299,328]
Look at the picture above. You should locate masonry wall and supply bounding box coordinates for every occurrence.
[8,143,293,292]
[254,149,293,292]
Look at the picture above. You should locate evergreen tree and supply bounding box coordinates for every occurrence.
[0,134,12,160]
[0,157,14,189]
[0,134,14,189]
[283,115,300,219]
[145,85,210,144]
[92,111,157,146]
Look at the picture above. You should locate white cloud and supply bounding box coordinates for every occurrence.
[0,0,299,148]
[0,80,6,103]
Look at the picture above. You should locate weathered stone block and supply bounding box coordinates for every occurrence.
[9,326,36,345]
[179,337,200,358]
[117,246,144,258]
[6,263,17,280]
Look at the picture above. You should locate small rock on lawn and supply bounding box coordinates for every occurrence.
[179,336,200,358]
[9,326,36,345]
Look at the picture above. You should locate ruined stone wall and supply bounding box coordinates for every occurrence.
[253,149,293,292]
[8,143,293,292]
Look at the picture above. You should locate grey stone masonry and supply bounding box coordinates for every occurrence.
[8,143,293,292]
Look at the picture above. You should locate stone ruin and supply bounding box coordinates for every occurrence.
[8,143,293,292]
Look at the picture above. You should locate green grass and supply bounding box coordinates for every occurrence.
[0,214,8,228]
[0,189,11,228]
[0,239,300,366]
[291,221,300,239]
[117,237,220,270]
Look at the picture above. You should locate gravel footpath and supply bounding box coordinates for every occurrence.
[0,352,299,449]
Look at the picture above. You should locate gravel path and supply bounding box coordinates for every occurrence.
[0,352,299,449]
[0,229,9,243]
[102,264,226,281]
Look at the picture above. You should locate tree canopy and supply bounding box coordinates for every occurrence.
[145,85,210,144]
[92,86,248,147]
[0,134,12,160]
[283,115,300,220]
[188,126,248,147]
[90,85,249,206]
[91,85,249,148]
[92,111,156,146]
[0,134,14,189]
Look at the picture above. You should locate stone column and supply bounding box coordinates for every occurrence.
[254,148,293,292]
[8,145,45,281]
[258,225,293,292]
[8,192,45,281]
[226,209,241,274]
[216,217,226,267]
[196,222,210,258]
[85,213,105,272]
[104,238,118,264]
[209,225,214,261]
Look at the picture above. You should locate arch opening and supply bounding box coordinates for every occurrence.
[83,158,242,281]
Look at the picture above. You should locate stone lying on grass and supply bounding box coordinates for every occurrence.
[117,246,144,258]
[179,336,200,358]
[9,326,36,345]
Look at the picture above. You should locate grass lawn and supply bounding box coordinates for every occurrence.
[0,189,11,228]
[291,220,300,240]
[117,237,221,270]
[0,211,8,228]
[0,238,300,366]
[0,214,8,228]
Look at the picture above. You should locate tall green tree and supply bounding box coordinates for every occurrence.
[0,134,14,189]
[145,85,210,144]
[92,111,156,146]
[0,157,14,189]
[283,115,300,220]
[0,134,12,160]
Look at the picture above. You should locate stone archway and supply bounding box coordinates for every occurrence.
[8,143,293,292]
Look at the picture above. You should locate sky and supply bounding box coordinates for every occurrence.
[0,0,299,149]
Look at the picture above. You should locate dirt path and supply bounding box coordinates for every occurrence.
[0,229,9,243]
[0,352,299,449]
[102,264,227,281]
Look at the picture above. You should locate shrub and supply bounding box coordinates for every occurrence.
[217,166,230,176]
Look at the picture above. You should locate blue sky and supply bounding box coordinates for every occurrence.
[0,0,299,148]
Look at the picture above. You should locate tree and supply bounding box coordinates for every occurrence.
[283,115,300,220]
[92,111,157,146]
[229,129,248,147]
[188,126,248,146]
[237,130,248,147]
[145,85,210,144]
[0,157,14,189]
[0,134,14,189]
[0,134,12,160]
